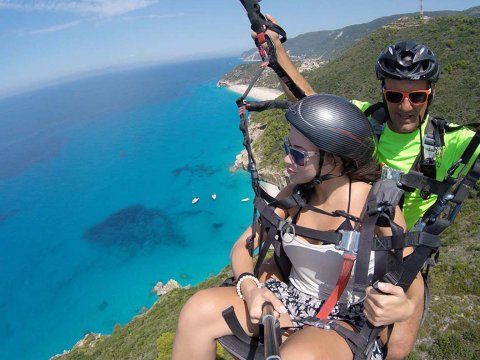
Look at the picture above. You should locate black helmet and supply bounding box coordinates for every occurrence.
[376,41,439,83]
[285,94,377,168]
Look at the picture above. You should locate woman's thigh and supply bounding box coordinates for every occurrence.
[177,286,259,338]
[280,326,353,360]
[178,285,294,337]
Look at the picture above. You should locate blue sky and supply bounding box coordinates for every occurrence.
[1,0,479,98]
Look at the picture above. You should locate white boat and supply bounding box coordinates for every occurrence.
[192,197,199,204]
[211,193,217,200]
[241,198,250,202]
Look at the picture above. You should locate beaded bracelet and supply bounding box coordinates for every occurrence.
[236,273,261,299]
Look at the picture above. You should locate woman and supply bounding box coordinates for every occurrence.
[172,94,424,360]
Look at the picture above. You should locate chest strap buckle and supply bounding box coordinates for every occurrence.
[336,230,360,255]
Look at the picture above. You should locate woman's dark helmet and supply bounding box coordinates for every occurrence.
[284,94,377,169]
[375,41,439,83]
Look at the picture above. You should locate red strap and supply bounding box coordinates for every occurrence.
[316,253,356,320]
[257,32,266,44]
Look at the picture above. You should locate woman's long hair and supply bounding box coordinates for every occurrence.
[341,155,381,183]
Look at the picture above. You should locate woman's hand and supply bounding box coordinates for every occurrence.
[363,282,416,327]
[243,286,287,324]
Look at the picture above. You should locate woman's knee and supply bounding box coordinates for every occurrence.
[177,289,222,330]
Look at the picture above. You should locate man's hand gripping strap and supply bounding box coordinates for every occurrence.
[239,0,306,100]
[240,0,287,48]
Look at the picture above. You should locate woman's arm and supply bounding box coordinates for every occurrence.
[228,184,296,320]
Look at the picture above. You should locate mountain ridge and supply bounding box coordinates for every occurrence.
[240,6,480,61]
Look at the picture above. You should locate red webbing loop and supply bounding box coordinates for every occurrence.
[316,253,356,320]
[257,32,266,44]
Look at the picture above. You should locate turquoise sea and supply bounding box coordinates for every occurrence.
[0,57,255,359]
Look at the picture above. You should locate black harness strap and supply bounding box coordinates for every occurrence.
[220,306,263,360]
[223,306,254,344]
[364,102,387,136]
[399,171,453,196]
[375,231,439,250]
[354,180,404,293]
[422,155,480,235]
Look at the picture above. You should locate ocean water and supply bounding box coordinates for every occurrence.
[0,57,255,359]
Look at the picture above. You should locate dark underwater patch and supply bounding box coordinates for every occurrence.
[97,301,108,312]
[0,135,67,181]
[0,210,17,224]
[180,273,190,280]
[172,164,218,177]
[212,223,224,230]
[83,205,184,250]
[175,209,215,217]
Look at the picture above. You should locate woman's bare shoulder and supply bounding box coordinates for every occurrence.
[351,180,373,194]
[349,181,373,215]
[276,183,296,200]
[274,183,296,219]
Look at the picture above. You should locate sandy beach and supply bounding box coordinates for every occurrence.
[226,84,283,101]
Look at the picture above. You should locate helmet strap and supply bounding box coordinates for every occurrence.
[312,153,346,185]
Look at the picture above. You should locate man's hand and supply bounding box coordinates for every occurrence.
[363,282,415,327]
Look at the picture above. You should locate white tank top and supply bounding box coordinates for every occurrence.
[282,232,375,304]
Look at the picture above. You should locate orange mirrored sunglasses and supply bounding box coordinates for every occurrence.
[383,88,432,105]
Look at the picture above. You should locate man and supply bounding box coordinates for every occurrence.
[257,16,479,230]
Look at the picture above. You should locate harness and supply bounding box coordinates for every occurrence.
[220,173,440,359]
[365,102,480,201]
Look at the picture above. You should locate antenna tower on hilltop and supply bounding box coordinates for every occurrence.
[420,0,424,17]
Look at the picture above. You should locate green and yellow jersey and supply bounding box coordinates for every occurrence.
[352,100,480,229]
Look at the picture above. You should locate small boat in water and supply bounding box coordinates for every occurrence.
[241,198,250,202]
[192,197,199,204]
[211,193,217,200]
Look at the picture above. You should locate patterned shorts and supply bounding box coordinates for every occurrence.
[264,278,385,360]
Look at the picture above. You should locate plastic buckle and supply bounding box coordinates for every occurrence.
[279,220,295,242]
[381,165,403,181]
[299,316,333,330]
[368,201,392,216]
[335,230,360,254]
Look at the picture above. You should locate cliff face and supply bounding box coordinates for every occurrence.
[220,58,326,189]
[218,59,326,91]
[229,120,288,189]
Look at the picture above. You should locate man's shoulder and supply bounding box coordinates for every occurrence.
[435,118,477,144]
[350,99,372,112]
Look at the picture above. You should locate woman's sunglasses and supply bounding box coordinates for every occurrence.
[283,137,319,166]
[383,88,432,105]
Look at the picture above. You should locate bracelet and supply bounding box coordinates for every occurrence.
[236,273,261,299]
